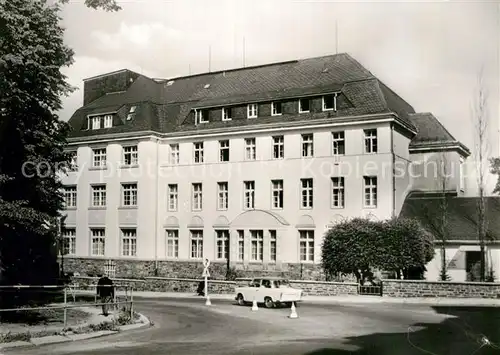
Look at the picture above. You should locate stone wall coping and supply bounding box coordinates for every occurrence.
[235,277,358,286]
[145,277,236,284]
[382,279,500,287]
[72,276,146,283]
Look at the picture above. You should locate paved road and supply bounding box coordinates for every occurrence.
[5,297,500,354]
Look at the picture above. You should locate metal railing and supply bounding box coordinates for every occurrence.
[358,284,383,296]
[0,284,134,328]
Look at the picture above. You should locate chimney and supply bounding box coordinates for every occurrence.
[83,69,141,106]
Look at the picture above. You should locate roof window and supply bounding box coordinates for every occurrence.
[129,106,136,113]
[204,84,210,89]
[166,80,174,86]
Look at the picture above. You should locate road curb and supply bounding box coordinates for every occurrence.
[0,312,152,351]
[128,292,500,307]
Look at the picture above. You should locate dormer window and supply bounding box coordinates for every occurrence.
[91,116,101,130]
[222,107,232,121]
[271,102,282,116]
[103,115,113,128]
[195,110,208,124]
[247,104,258,118]
[322,93,338,111]
[127,106,136,121]
[299,98,310,113]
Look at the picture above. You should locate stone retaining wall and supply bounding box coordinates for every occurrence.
[71,276,358,296]
[383,279,500,298]
[61,257,329,281]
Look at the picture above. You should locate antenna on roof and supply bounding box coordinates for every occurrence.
[243,37,246,68]
[335,20,339,54]
[208,45,212,72]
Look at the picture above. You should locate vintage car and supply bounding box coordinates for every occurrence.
[234,277,303,308]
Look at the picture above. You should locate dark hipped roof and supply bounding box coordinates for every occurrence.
[400,192,500,241]
[67,53,420,139]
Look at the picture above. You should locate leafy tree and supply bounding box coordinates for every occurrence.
[322,217,434,283]
[382,217,434,279]
[490,157,500,196]
[0,0,119,311]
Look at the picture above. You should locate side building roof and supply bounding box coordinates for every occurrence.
[400,192,500,241]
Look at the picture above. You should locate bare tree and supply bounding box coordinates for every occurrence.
[471,67,490,282]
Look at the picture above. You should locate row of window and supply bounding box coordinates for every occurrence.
[73,129,378,170]
[62,228,316,262]
[63,176,378,210]
[194,94,340,124]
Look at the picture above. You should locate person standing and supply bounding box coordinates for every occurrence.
[96,275,114,316]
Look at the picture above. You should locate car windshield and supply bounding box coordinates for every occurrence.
[273,279,290,288]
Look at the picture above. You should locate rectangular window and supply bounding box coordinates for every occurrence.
[272,135,284,159]
[64,186,77,208]
[122,183,138,207]
[250,230,263,261]
[192,183,203,211]
[219,140,230,162]
[331,177,345,208]
[193,142,204,163]
[121,229,137,257]
[332,131,345,155]
[364,129,378,154]
[91,229,105,256]
[103,115,113,128]
[167,184,178,211]
[91,185,106,207]
[123,146,138,166]
[92,148,106,168]
[244,138,256,160]
[300,178,313,209]
[222,107,232,121]
[169,144,179,165]
[271,102,282,116]
[322,93,337,111]
[190,230,203,259]
[244,181,255,209]
[91,116,101,130]
[269,230,277,262]
[364,176,377,207]
[238,230,244,261]
[299,230,314,262]
[216,230,229,260]
[299,98,310,113]
[301,134,314,157]
[247,104,258,118]
[195,109,208,124]
[166,230,179,258]
[62,228,76,255]
[217,182,228,210]
[271,180,283,209]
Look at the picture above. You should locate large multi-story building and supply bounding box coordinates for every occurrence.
[61,53,472,280]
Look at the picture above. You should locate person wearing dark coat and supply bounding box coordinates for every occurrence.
[96,276,114,316]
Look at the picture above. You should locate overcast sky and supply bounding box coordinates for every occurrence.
[59,0,499,195]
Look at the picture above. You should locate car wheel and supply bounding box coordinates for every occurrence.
[264,297,274,309]
[237,293,245,306]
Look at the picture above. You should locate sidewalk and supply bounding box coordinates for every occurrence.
[75,289,500,307]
